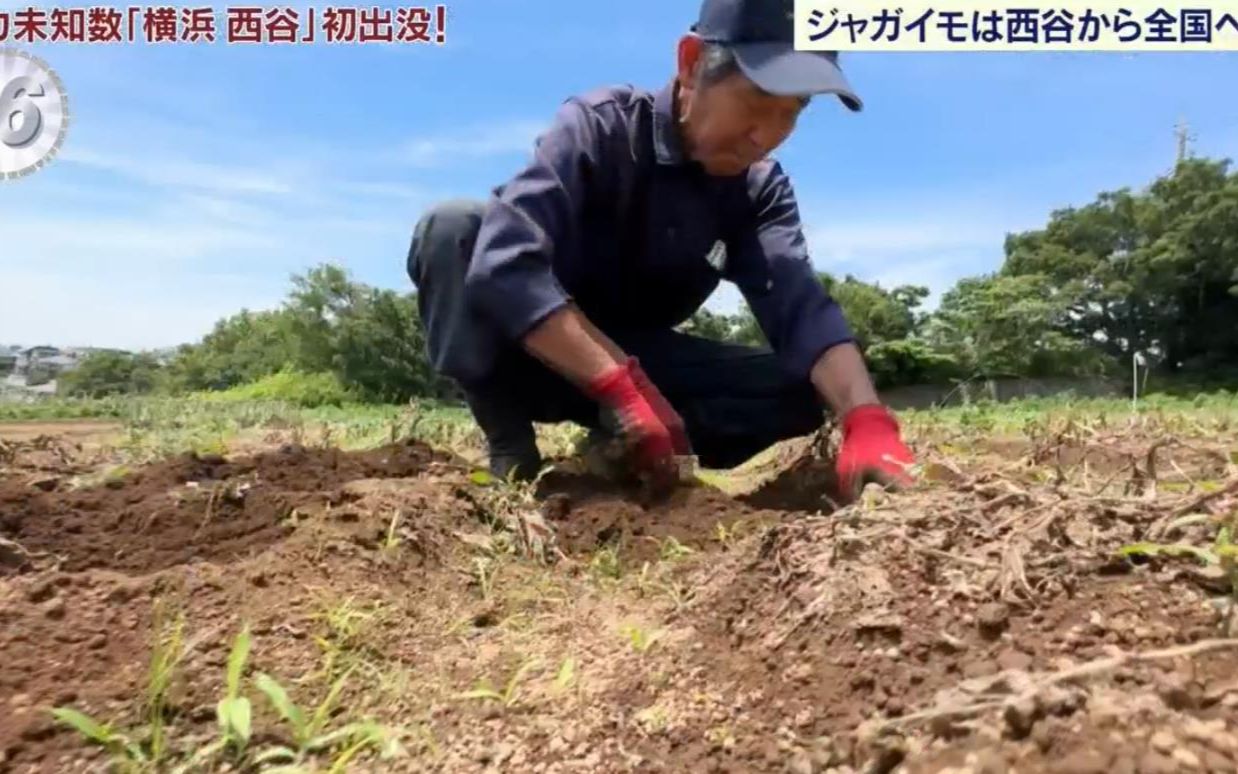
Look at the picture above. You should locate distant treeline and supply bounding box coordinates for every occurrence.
[59,156,1238,404]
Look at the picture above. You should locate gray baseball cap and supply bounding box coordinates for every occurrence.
[692,0,863,111]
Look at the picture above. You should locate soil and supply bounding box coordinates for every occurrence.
[1,421,1236,773]
[0,421,123,444]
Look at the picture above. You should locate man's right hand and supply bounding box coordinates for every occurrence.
[627,358,692,456]
[585,359,678,492]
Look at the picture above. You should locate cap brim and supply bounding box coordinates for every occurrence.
[732,43,863,112]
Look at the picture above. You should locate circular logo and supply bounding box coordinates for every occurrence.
[1,48,70,180]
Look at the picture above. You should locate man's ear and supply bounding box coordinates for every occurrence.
[675,34,704,86]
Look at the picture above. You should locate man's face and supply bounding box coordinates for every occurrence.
[676,36,807,177]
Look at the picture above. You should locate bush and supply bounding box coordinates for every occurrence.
[57,350,163,398]
[865,339,965,389]
[200,369,357,408]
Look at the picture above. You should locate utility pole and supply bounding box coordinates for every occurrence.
[1174,117,1196,166]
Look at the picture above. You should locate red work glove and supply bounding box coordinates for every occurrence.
[836,404,915,499]
[626,358,692,456]
[585,360,677,493]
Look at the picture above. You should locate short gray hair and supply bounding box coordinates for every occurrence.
[693,41,811,107]
[695,42,742,89]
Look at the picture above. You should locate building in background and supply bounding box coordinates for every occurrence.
[1,345,87,395]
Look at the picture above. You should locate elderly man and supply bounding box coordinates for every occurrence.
[406,0,915,498]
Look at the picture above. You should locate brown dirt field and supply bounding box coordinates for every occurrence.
[1,420,1236,773]
[0,421,124,444]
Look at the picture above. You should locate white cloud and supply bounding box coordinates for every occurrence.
[700,196,1037,317]
[2,126,440,348]
[4,212,284,267]
[804,218,1001,266]
[58,146,300,197]
[0,268,284,350]
[336,180,435,201]
[399,119,545,167]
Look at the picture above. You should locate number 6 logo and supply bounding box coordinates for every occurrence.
[0,48,70,180]
[2,75,45,148]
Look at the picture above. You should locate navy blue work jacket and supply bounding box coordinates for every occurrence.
[465,79,854,379]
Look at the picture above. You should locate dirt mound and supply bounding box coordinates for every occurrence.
[654,448,1238,772]
[3,421,1236,773]
[0,438,475,771]
[0,441,448,575]
[0,432,110,490]
[533,469,789,565]
[737,453,841,513]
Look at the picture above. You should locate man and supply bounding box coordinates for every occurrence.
[406,0,915,499]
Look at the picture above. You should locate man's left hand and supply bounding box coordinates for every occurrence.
[836,404,915,499]
[627,358,692,456]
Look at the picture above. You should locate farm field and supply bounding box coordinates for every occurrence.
[1,393,1237,773]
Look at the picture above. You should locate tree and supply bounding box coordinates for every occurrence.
[1001,157,1238,373]
[283,264,365,374]
[333,286,457,402]
[728,305,768,347]
[820,274,928,348]
[58,350,164,398]
[864,339,964,389]
[676,309,736,343]
[160,264,455,402]
[924,273,1111,378]
[163,309,296,392]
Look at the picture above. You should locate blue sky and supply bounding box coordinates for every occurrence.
[2,0,1237,349]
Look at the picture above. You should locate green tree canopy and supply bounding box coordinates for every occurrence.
[1002,157,1238,372]
[58,350,164,398]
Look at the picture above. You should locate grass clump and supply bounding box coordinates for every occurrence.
[50,599,187,772]
[53,618,402,773]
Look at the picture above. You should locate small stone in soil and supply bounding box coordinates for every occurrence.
[1157,671,1196,710]
[963,660,999,679]
[26,578,58,603]
[1149,731,1175,754]
[1031,720,1056,753]
[1137,751,1176,774]
[997,649,1033,671]
[1110,755,1136,774]
[977,604,1009,639]
[1056,749,1108,774]
[1200,749,1231,772]
[19,718,56,742]
[44,598,66,620]
[1171,748,1201,770]
[787,751,813,774]
[1003,696,1039,739]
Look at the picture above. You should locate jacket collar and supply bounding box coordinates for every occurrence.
[652,79,688,166]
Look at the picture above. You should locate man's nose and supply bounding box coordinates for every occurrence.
[748,122,781,154]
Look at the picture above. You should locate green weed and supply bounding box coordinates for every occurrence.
[48,709,147,772]
[248,666,401,771]
[589,546,623,582]
[381,509,403,554]
[621,623,662,654]
[51,599,187,771]
[455,659,540,709]
[658,536,695,562]
[1119,510,1238,634]
[553,657,577,694]
[170,627,254,772]
[310,596,386,681]
[471,556,500,601]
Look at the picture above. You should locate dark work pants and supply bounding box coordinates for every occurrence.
[405,199,825,470]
